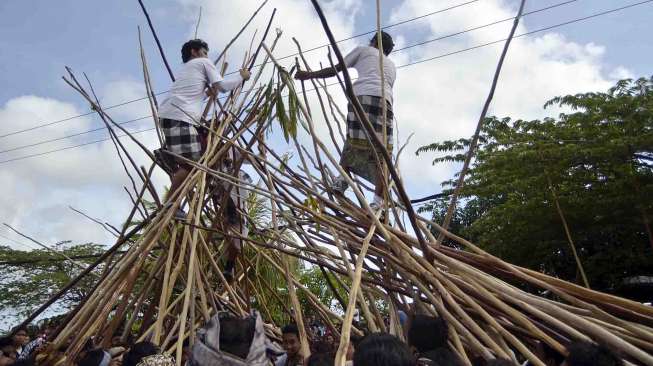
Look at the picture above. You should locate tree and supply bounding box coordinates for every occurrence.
[417,77,653,296]
[0,242,106,325]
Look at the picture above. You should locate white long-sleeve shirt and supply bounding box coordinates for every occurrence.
[158,57,243,124]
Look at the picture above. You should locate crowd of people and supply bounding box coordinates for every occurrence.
[0,312,625,366]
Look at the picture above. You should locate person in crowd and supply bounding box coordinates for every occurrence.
[9,328,29,357]
[122,342,160,366]
[346,335,360,363]
[407,315,449,358]
[18,321,57,361]
[295,31,397,211]
[561,341,623,366]
[417,348,462,366]
[0,337,18,362]
[275,324,305,366]
[134,354,174,366]
[78,348,112,366]
[0,337,15,366]
[306,352,335,366]
[157,38,251,217]
[353,333,414,366]
[523,341,564,366]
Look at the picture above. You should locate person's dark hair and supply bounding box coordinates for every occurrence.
[0,337,13,348]
[218,313,255,359]
[350,334,362,347]
[311,341,334,354]
[354,333,414,366]
[407,315,449,353]
[12,326,29,336]
[307,352,335,366]
[122,341,159,366]
[281,324,299,337]
[78,349,108,366]
[419,348,462,366]
[181,39,209,63]
[538,342,564,365]
[370,31,394,55]
[565,341,622,366]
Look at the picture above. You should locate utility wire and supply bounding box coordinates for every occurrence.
[0,0,650,165]
[0,115,151,155]
[0,0,521,140]
[399,0,653,69]
[0,127,157,164]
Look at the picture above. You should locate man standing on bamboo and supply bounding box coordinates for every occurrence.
[295,32,396,210]
[158,39,251,217]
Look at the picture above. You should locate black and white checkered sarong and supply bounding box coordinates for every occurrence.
[340,95,393,184]
[346,95,393,148]
[160,118,203,161]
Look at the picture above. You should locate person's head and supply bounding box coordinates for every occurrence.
[78,348,111,366]
[281,324,301,358]
[407,315,448,353]
[354,333,414,366]
[11,328,29,348]
[122,342,159,366]
[0,337,16,359]
[306,352,335,366]
[534,341,564,366]
[419,348,462,366]
[563,341,622,366]
[181,39,209,63]
[369,31,394,55]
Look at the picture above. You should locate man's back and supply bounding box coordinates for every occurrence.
[344,45,396,104]
[158,57,221,124]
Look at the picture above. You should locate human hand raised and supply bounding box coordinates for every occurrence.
[239,69,251,81]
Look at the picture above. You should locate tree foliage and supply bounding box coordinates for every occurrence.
[0,242,106,322]
[417,77,653,294]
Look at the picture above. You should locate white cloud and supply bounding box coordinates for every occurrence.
[0,90,165,249]
[383,0,631,197]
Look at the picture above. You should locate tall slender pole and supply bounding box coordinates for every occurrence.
[137,0,175,82]
[375,0,390,221]
[436,0,527,245]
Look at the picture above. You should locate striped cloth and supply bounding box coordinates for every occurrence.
[160,118,203,162]
[340,95,394,184]
[346,95,393,148]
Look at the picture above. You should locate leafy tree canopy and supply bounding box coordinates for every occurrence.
[417,77,653,296]
[0,242,106,326]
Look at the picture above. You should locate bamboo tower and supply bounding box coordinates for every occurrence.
[22,1,653,366]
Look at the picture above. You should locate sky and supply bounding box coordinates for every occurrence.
[0,0,651,255]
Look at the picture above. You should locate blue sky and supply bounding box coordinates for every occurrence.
[0,0,651,250]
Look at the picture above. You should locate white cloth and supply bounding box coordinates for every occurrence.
[344,46,396,104]
[159,57,243,124]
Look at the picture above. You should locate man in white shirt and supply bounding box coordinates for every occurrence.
[295,32,396,210]
[158,39,251,212]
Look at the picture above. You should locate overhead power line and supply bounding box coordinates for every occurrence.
[0,115,151,155]
[0,127,157,164]
[0,0,650,165]
[0,0,519,140]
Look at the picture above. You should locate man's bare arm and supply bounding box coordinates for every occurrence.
[295,63,345,80]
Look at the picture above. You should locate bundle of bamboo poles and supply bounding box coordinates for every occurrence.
[26,2,653,366]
